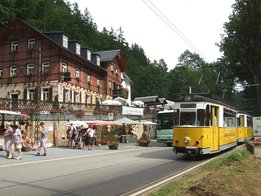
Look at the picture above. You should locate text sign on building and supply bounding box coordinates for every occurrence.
[253,117,261,136]
[122,106,144,116]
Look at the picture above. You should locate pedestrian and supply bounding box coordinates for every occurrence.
[3,122,13,159]
[12,124,23,160]
[87,125,95,150]
[68,123,77,149]
[82,124,89,150]
[36,122,48,156]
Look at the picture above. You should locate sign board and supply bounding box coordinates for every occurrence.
[254,136,261,143]
[253,117,261,136]
[122,106,144,116]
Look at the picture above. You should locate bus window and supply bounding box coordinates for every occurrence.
[157,111,174,129]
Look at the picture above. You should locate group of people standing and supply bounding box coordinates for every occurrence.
[3,121,48,159]
[3,122,23,160]
[67,123,96,150]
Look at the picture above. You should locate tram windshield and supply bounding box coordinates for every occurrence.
[180,112,197,126]
[179,109,208,126]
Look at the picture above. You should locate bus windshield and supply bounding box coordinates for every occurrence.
[157,111,174,129]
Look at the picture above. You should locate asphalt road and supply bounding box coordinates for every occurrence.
[0,142,204,196]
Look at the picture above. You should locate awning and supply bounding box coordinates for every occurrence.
[85,120,122,126]
[115,117,140,125]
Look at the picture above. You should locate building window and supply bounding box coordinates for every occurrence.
[28,38,35,49]
[11,41,18,52]
[0,67,3,78]
[42,62,50,74]
[96,56,100,66]
[109,82,112,88]
[87,50,91,61]
[42,88,49,101]
[65,90,70,102]
[87,74,91,82]
[63,35,68,48]
[76,43,81,55]
[75,93,80,103]
[62,63,67,72]
[10,65,17,77]
[27,64,35,75]
[76,68,80,78]
[28,89,35,100]
[97,79,100,86]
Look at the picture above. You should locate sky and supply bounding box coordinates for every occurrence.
[68,0,235,70]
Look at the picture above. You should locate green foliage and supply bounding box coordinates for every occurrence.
[219,0,261,115]
[1,0,250,107]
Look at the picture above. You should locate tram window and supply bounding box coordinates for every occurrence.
[197,109,205,126]
[180,112,196,126]
[174,110,179,126]
[224,109,236,127]
[247,116,253,127]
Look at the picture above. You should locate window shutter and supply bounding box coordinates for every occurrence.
[49,87,53,101]
[63,89,66,102]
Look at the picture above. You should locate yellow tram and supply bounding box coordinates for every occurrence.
[172,94,253,156]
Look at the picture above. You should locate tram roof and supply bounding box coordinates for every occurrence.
[174,94,236,110]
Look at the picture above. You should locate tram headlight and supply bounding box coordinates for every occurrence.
[184,137,190,144]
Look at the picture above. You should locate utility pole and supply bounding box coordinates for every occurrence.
[35,47,42,142]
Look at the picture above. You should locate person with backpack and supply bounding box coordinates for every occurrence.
[68,123,77,149]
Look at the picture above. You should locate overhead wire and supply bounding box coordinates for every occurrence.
[142,0,208,61]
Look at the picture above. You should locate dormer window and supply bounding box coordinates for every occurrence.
[11,41,18,52]
[111,65,114,72]
[63,35,68,48]
[96,56,100,66]
[87,50,91,61]
[76,68,80,78]
[76,43,80,55]
[28,38,35,49]
[115,69,118,74]
[62,63,67,72]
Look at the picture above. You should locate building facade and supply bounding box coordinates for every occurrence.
[0,19,129,110]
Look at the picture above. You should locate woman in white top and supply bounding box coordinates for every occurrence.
[4,122,13,158]
[87,125,95,150]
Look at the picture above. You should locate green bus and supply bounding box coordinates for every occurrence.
[156,110,174,146]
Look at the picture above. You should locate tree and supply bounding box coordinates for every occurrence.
[219,0,261,115]
[0,0,16,31]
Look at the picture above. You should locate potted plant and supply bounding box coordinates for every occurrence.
[137,132,150,146]
[107,125,119,150]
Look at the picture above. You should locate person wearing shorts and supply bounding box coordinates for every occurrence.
[36,122,47,156]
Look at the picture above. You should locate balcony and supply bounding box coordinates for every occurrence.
[113,88,128,99]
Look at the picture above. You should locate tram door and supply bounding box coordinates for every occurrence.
[211,106,219,151]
